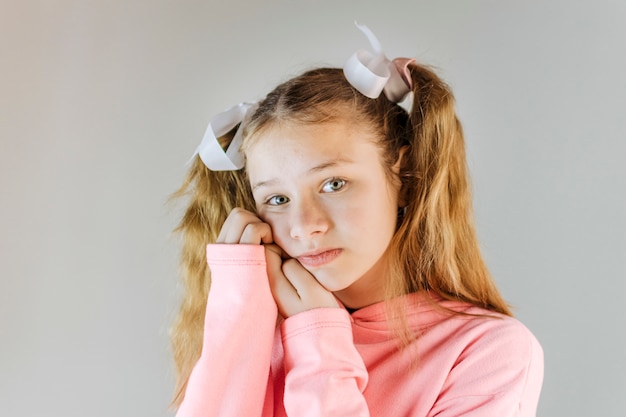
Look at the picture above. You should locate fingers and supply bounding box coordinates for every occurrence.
[240,222,273,244]
[264,243,286,259]
[220,209,340,317]
[280,259,340,314]
[217,208,273,244]
[265,248,298,317]
[265,248,339,317]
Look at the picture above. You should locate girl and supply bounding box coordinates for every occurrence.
[170,25,543,417]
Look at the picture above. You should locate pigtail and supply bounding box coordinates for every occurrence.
[169,145,254,406]
[389,63,511,316]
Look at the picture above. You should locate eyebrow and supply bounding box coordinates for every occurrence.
[251,157,354,191]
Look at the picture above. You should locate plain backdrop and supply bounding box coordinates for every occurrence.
[1,1,625,416]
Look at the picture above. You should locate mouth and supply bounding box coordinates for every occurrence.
[296,249,342,267]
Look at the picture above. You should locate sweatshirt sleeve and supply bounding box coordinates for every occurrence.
[175,244,278,417]
[428,317,544,417]
[280,308,370,417]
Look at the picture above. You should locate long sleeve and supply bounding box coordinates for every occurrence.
[176,244,278,417]
[280,308,370,417]
[426,317,544,417]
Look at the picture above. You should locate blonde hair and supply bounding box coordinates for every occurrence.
[169,64,511,406]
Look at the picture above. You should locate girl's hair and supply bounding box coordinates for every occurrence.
[170,64,511,406]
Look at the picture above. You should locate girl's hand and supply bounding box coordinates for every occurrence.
[265,244,340,317]
[216,208,274,245]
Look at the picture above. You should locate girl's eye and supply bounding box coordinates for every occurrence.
[322,178,346,193]
[266,195,290,206]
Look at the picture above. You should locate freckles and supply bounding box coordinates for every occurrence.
[265,218,289,242]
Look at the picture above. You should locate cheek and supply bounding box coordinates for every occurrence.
[260,214,290,245]
[354,187,397,223]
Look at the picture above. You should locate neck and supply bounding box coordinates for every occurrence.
[333,255,388,310]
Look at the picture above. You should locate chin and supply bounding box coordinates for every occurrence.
[309,272,355,293]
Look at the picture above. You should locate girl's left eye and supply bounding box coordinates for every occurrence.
[322,178,347,193]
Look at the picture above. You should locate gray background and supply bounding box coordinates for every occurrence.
[1,0,624,416]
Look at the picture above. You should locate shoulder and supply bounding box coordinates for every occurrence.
[459,305,542,358]
[433,302,543,367]
[436,303,544,400]
[416,302,544,414]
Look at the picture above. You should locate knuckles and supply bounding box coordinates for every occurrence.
[281,258,306,276]
[219,207,272,244]
[241,222,269,244]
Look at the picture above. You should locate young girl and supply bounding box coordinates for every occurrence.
[170,25,543,417]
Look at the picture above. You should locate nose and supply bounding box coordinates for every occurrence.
[289,196,331,240]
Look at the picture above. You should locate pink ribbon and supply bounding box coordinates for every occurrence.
[343,23,415,102]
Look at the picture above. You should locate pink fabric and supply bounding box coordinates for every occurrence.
[392,57,416,89]
[176,244,544,417]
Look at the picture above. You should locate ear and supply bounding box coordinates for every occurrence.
[391,146,407,174]
[392,146,409,207]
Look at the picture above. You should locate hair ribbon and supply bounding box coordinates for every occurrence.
[343,22,415,102]
[192,24,413,171]
[191,102,258,171]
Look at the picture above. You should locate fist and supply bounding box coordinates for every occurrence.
[265,244,339,317]
[217,208,273,245]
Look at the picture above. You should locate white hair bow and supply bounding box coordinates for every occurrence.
[343,22,415,102]
[192,24,414,171]
[190,102,258,171]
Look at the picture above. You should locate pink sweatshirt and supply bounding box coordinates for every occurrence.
[176,244,543,417]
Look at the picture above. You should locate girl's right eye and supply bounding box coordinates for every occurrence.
[266,195,290,206]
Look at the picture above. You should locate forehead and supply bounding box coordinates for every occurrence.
[245,120,383,183]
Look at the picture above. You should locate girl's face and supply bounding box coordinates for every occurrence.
[246,120,402,309]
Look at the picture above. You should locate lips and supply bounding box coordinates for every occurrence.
[296,249,342,267]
